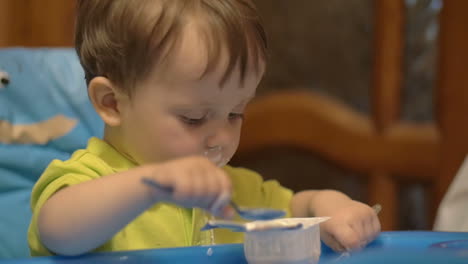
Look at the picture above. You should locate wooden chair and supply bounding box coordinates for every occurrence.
[235,0,468,231]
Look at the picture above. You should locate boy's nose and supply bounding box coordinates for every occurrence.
[205,121,235,148]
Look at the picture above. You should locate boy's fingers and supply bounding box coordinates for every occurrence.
[218,206,235,219]
[320,231,346,252]
[216,168,232,194]
[172,175,191,199]
[371,217,381,241]
[200,174,219,208]
[207,167,232,214]
[333,225,361,251]
[354,220,367,241]
[361,221,371,245]
[364,217,379,244]
[209,191,231,216]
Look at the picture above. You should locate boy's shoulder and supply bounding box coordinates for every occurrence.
[47,137,116,175]
[223,165,283,193]
[224,165,293,210]
[38,137,127,188]
[45,149,109,177]
[31,138,122,208]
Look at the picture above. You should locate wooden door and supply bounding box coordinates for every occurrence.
[236,0,468,230]
[0,0,75,47]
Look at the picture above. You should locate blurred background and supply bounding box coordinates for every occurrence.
[1,0,467,232]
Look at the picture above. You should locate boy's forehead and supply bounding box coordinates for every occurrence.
[164,24,212,82]
[152,22,264,87]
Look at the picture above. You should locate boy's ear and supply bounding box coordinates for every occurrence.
[88,77,126,127]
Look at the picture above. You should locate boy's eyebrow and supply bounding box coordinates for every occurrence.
[242,94,256,103]
[230,93,256,107]
[174,94,256,109]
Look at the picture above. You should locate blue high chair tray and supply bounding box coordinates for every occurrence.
[0,244,246,264]
[1,231,467,263]
[320,231,468,264]
[430,239,468,250]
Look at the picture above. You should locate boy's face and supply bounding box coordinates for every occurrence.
[114,25,262,166]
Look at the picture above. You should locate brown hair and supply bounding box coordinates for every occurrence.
[75,0,267,95]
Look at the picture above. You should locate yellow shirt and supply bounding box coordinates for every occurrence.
[28,137,293,256]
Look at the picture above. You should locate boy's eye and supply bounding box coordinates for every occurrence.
[229,113,244,121]
[180,116,206,126]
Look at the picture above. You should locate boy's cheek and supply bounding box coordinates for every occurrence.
[155,124,201,152]
[161,136,203,158]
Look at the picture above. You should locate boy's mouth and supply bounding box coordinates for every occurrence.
[204,147,228,167]
[208,153,226,167]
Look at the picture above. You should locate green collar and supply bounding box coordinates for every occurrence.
[86,137,138,173]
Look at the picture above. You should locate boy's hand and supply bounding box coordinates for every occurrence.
[143,156,234,218]
[319,200,380,252]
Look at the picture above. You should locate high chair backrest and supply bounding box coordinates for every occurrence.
[0,48,103,259]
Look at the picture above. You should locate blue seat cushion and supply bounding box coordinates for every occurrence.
[0,48,103,259]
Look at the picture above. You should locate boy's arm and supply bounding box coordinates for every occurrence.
[38,165,154,256]
[37,157,232,256]
[290,190,380,252]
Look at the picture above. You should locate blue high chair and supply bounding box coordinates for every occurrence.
[0,48,103,259]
